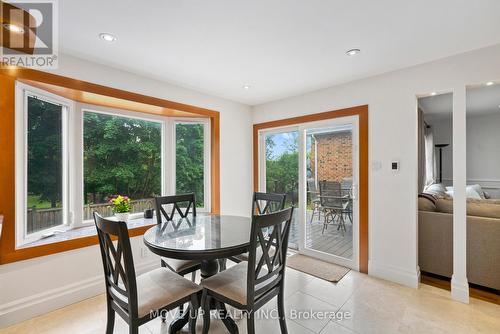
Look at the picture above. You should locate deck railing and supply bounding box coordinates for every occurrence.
[27,198,154,233]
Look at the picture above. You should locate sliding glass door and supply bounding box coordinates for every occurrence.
[259,116,359,269]
[299,117,359,269]
[259,128,300,249]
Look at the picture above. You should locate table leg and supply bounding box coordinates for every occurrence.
[168,307,189,334]
[216,301,239,334]
[168,259,221,333]
[200,258,219,279]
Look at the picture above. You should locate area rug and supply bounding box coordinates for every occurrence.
[286,254,350,282]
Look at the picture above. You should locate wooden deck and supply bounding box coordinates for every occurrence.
[288,210,353,259]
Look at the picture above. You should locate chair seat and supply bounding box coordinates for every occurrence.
[201,262,249,306]
[234,245,276,262]
[136,268,201,318]
[161,257,200,273]
[201,262,273,306]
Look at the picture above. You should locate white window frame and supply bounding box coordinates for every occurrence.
[172,118,211,211]
[15,82,76,247]
[80,104,167,224]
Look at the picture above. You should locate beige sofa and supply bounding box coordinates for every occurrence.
[418,196,500,290]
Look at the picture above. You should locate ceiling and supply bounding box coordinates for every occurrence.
[59,0,500,105]
[419,84,500,121]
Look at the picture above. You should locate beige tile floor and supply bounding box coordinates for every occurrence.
[1,269,500,334]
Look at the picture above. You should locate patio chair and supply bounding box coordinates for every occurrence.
[341,178,353,224]
[200,208,294,334]
[307,179,321,224]
[319,181,349,235]
[94,213,201,334]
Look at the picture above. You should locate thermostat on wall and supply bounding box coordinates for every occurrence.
[391,161,400,172]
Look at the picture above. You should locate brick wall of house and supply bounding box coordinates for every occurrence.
[310,131,352,182]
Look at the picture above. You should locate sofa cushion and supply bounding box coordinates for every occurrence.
[467,201,500,219]
[436,199,453,214]
[423,183,448,198]
[435,198,500,219]
[418,194,436,212]
[468,184,486,199]
[444,185,483,199]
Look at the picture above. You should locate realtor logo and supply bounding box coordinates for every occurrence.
[1,0,58,68]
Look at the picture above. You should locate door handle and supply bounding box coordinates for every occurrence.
[352,184,358,200]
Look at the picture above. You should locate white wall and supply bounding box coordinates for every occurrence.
[466,112,500,198]
[427,112,500,198]
[0,54,253,328]
[252,43,500,292]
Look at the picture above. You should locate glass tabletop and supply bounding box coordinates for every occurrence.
[143,213,252,260]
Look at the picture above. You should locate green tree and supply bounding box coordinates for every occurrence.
[175,123,204,206]
[265,132,299,206]
[83,112,162,204]
[27,97,63,208]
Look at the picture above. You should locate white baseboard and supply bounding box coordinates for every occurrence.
[0,259,158,329]
[451,276,470,304]
[368,260,420,288]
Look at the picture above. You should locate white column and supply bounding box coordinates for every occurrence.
[451,86,469,303]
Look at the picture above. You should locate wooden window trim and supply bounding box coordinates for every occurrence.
[253,105,369,273]
[0,68,220,264]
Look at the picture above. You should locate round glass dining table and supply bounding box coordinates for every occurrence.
[143,213,252,333]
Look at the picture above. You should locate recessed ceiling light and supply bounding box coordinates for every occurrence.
[99,32,117,42]
[346,48,361,56]
[430,92,437,96]
[2,23,25,34]
[243,85,251,90]
[486,81,495,86]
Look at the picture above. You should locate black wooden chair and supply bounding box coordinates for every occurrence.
[227,192,286,265]
[154,194,201,281]
[93,213,202,334]
[252,192,287,215]
[200,207,294,334]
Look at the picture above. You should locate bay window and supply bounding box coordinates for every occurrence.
[15,82,210,247]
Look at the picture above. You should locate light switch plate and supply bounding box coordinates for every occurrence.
[391,161,400,172]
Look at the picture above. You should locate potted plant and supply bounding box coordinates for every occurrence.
[109,195,131,222]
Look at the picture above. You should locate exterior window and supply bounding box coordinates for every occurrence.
[16,85,71,246]
[175,122,208,208]
[27,96,65,233]
[83,111,162,219]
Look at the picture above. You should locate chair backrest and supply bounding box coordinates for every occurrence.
[341,177,353,197]
[246,207,294,308]
[252,192,286,215]
[154,193,196,223]
[307,179,320,202]
[341,177,353,189]
[94,212,138,318]
[319,180,342,207]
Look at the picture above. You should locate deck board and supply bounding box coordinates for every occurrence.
[288,210,353,260]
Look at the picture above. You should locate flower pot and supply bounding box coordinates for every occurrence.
[115,212,130,222]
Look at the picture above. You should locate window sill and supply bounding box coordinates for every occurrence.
[0,217,156,264]
[20,217,155,248]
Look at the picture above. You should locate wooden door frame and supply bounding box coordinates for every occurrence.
[253,105,369,273]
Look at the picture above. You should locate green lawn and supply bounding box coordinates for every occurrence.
[27,195,54,209]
